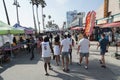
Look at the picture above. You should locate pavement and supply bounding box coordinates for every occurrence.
[0,41,120,80]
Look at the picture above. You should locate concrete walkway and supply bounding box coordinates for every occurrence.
[0,42,120,80]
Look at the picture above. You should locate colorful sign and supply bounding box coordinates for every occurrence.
[85,11,96,36]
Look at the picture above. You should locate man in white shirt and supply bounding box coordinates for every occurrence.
[77,34,90,69]
[41,37,53,76]
[60,35,72,72]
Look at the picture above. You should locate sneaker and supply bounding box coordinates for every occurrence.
[101,65,106,68]
[77,63,81,66]
[84,65,88,69]
[63,68,65,72]
[49,67,53,70]
[45,73,49,76]
[66,69,70,72]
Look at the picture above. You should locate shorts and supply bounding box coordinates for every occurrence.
[62,52,69,59]
[43,57,51,63]
[80,53,89,57]
[100,50,106,55]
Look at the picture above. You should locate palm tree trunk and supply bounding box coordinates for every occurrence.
[3,0,10,25]
[32,4,37,35]
[36,6,40,33]
[41,7,44,29]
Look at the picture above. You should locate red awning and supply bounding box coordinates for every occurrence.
[98,21,120,28]
[70,27,84,30]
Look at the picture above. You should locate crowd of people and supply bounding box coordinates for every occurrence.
[0,32,109,76]
[33,32,109,76]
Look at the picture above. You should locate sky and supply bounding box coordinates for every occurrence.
[0,0,104,30]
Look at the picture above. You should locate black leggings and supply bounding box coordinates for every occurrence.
[69,49,72,61]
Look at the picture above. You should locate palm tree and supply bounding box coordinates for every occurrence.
[31,0,46,33]
[42,14,46,29]
[3,0,10,25]
[35,0,41,33]
[41,4,46,29]
[30,0,37,35]
[104,0,109,17]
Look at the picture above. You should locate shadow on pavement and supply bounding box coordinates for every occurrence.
[50,57,118,80]
[0,76,4,80]
[0,47,120,80]
[50,69,85,80]
[0,49,41,73]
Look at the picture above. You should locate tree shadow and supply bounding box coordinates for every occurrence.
[0,49,41,73]
[49,69,85,80]
[0,76,4,80]
[49,58,118,80]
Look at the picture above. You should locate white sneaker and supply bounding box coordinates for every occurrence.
[84,65,88,69]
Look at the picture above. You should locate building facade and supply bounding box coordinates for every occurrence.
[94,0,120,41]
[70,12,85,27]
[66,10,77,28]
[96,0,120,24]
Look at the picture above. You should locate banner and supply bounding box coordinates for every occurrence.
[85,11,96,36]
[85,11,92,36]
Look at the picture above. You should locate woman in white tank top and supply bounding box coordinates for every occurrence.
[54,36,60,66]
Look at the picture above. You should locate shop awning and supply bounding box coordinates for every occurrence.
[98,21,120,28]
[70,27,84,30]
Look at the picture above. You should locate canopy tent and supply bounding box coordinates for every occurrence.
[13,23,34,34]
[97,21,120,28]
[0,21,24,35]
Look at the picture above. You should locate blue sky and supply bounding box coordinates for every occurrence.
[0,0,103,30]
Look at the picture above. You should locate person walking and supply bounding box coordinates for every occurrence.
[37,36,43,56]
[41,37,53,76]
[60,35,72,72]
[67,34,73,64]
[77,34,90,69]
[30,36,35,60]
[75,33,78,44]
[97,34,109,68]
[49,33,53,43]
[53,36,60,66]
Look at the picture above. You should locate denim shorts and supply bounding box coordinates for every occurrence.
[100,50,106,55]
[80,53,89,57]
[62,52,69,58]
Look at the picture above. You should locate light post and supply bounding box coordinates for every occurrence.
[13,0,20,24]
